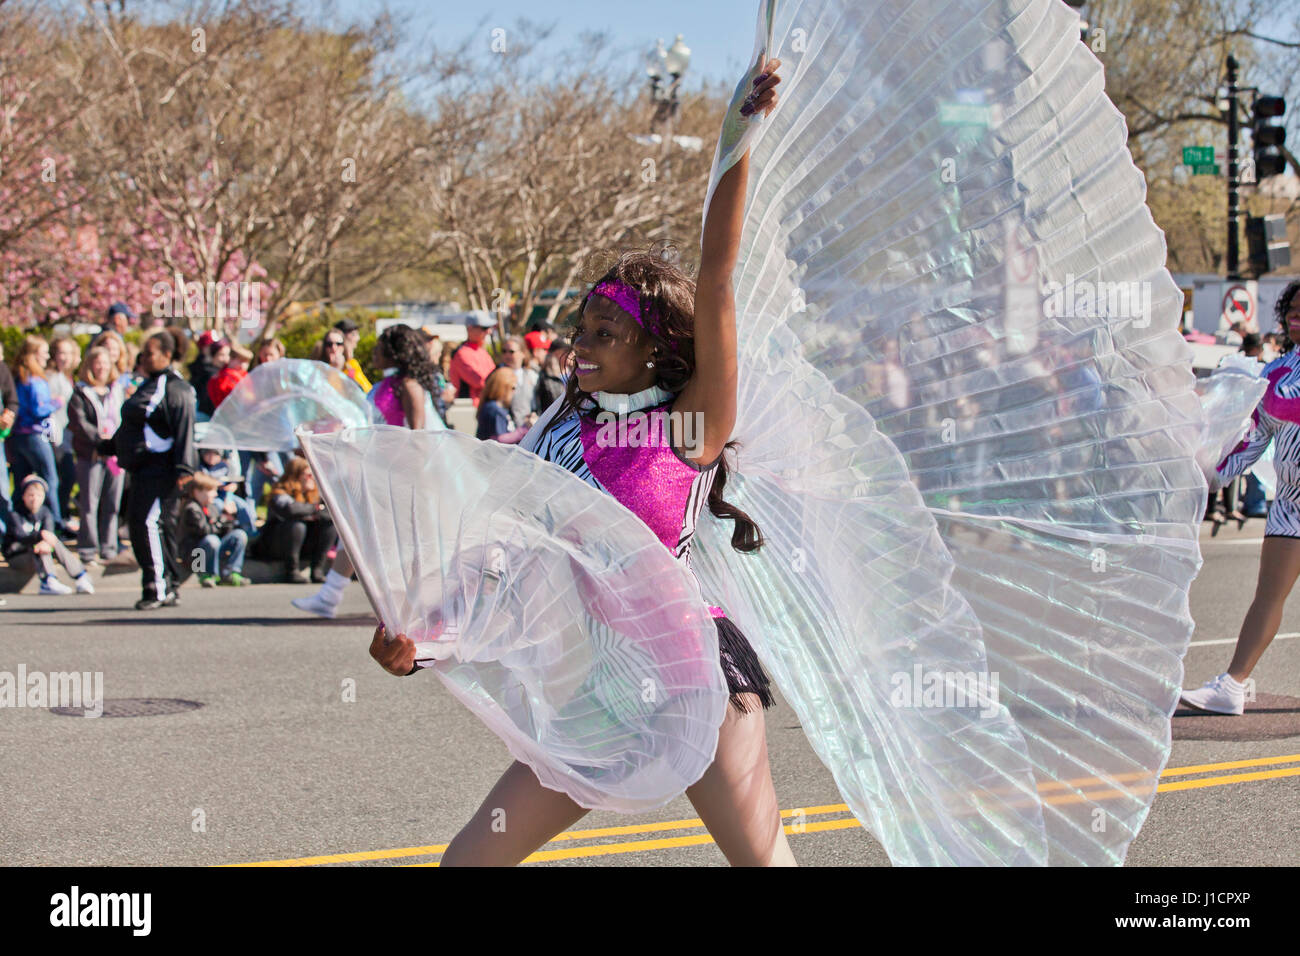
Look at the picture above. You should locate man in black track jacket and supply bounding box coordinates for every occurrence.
[114,331,198,609]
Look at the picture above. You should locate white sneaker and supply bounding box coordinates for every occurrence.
[75,573,95,595]
[39,577,74,596]
[291,591,339,620]
[1180,672,1246,716]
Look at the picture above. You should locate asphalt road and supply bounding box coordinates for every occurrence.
[1,517,1297,867]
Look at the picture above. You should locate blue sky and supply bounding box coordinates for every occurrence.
[333,0,761,91]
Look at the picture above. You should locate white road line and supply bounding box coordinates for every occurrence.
[1189,632,1300,647]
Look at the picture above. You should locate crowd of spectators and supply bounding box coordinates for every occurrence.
[1,305,576,608]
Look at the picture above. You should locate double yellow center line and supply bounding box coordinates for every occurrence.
[228,752,1300,866]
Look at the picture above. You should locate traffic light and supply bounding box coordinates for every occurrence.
[1246,215,1291,275]
[1252,95,1287,179]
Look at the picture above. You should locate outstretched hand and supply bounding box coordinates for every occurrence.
[370,624,418,676]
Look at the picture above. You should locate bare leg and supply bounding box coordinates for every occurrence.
[1227,536,1300,681]
[441,761,589,867]
[442,699,796,867]
[686,694,796,867]
[332,548,354,578]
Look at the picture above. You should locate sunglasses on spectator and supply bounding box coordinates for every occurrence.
[325,340,344,348]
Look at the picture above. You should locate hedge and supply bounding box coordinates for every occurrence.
[1,306,393,381]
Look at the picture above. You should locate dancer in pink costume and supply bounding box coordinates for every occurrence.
[371,58,794,867]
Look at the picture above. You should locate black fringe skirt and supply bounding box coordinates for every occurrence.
[715,615,774,714]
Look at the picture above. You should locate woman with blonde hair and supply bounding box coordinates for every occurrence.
[254,336,286,367]
[89,330,129,377]
[67,346,125,563]
[89,330,138,398]
[475,367,528,443]
[499,335,539,428]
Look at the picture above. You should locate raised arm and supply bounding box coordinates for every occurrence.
[673,58,781,466]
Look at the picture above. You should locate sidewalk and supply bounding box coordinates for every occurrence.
[0,544,290,594]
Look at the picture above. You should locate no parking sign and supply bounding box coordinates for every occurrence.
[1221,282,1257,330]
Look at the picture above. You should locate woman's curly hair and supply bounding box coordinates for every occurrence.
[378,324,442,400]
[544,241,764,553]
[1275,280,1300,354]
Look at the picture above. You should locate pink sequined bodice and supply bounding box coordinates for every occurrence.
[370,376,406,426]
[530,398,718,568]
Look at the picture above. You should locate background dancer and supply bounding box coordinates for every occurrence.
[292,325,443,618]
[1185,281,1300,715]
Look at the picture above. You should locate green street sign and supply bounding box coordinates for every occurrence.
[1191,163,1221,176]
[1183,146,1215,165]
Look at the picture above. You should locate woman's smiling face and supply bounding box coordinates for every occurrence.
[1286,293,1300,344]
[570,294,657,395]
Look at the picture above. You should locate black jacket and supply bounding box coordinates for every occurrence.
[533,371,566,414]
[114,369,197,478]
[67,383,119,460]
[265,492,327,525]
[0,361,18,422]
[4,501,54,557]
[253,492,330,554]
[178,499,239,552]
[188,356,220,417]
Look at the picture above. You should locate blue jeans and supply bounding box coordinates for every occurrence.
[239,451,282,513]
[1242,472,1268,515]
[195,530,247,578]
[56,445,76,520]
[6,431,63,528]
[221,492,257,535]
[0,439,12,528]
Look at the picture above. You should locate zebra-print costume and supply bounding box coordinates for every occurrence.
[523,387,717,569]
[521,385,773,711]
[1219,347,1300,538]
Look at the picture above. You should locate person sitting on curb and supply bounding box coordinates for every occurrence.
[196,445,256,535]
[249,456,334,583]
[178,472,251,588]
[2,476,94,595]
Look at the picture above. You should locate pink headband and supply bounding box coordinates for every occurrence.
[588,279,664,338]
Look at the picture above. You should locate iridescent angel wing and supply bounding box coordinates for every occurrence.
[1196,359,1267,486]
[693,0,1206,865]
[198,359,381,452]
[299,425,729,812]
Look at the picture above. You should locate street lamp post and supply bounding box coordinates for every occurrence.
[646,35,691,181]
[1226,55,1242,279]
